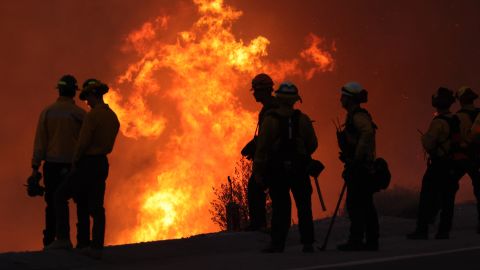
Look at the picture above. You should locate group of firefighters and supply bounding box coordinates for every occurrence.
[243,74,480,253]
[28,72,480,258]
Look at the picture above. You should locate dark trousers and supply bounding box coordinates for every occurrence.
[269,172,314,248]
[247,173,267,228]
[452,159,480,221]
[55,156,108,249]
[345,166,379,244]
[43,162,70,247]
[416,159,459,233]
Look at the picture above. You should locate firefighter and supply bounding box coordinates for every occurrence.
[48,79,120,259]
[29,74,86,249]
[241,73,278,231]
[336,82,379,251]
[253,81,317,253]
[452,87,480,233]
[407,87,460,240]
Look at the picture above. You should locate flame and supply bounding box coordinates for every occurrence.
[105,0,334,244]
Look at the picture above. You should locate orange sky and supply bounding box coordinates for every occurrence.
[1,0,480,252]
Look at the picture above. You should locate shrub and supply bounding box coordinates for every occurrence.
[209,158,272,231]
[374,185,419,219]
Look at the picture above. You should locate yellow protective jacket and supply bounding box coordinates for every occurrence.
[253,106,317,178]
[343,108,376,164]
[421,112,453,159]
[32,97,86,168]
[456,105,477,145]
[73,104,120,164]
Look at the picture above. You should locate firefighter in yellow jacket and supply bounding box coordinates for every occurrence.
[48,79,120,259]
[253,82,317,253]
[452,87,480,233]
[336,82,379,251]
[407,87,460,240]
[29,74,86,248]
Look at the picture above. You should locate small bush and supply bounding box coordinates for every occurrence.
[374,185,419,219]
[209,158,251,230]
[210,158,272,231]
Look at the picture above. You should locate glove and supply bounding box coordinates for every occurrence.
[26,170,45,197]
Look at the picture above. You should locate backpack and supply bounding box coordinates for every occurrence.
[372,158,391,191]
[434,114,467,161]
[346,108,391,191]
[268,110,309,173]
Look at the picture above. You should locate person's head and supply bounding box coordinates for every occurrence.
[79,79,109,108]
[275,81,302,108]
[56,74,78,98]
[251,73,274,103]
[340,82,368,110]
[432,87,455,111]
[456,86,478,106]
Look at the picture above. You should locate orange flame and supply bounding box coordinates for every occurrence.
[105,0,334,244]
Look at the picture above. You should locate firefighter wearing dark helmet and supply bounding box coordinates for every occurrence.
[407,87,461,240]
[48,79,119,259]
[337,82,379,251]
[29,74,86,248]
[452,87,480,233]
[253,81,317,253]
[241,73,278,231]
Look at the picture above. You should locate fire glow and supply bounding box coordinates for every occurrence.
[105,0,334,244]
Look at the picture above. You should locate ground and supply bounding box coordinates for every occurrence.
[1,204,479,270]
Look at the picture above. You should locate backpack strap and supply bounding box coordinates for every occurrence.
[457,108,480,124]
[346,108,378,133]
[432,114,462,158]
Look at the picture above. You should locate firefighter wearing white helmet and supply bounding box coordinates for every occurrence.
[336,82,380,251]
[253,81,317,253]
[454,86,480,233]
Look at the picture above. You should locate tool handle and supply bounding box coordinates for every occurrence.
[313,177,327,211]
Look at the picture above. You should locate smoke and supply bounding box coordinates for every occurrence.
[1,0,480,252]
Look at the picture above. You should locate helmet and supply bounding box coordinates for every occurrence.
[251,73,274,91]
[432,87,455,109]
[56,74,78,91]
[341,82,368,103]
[82,78,99,89]
[275,81,302,102]
[456,86,478,102]
[79,79,109,100]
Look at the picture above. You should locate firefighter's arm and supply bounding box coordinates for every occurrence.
[353,113,375,162]
[301,114,318,155]
[73,112,96,164]
[421,118,445,153]
[471,114,480,143]
[252,115,278,180]
[31,110,48,170]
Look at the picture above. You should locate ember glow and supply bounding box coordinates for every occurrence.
[105,0,334,244]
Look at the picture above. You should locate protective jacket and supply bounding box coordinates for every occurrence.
[32,97,86,168]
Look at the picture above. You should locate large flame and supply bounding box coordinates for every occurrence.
[105,0,334,244]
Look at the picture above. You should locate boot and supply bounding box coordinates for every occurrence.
[302,244,314,253]
[261,244,284,253]
[406,230,428,240]
[434,231,449,240]
[44,239,73,250]
[337,241,365,251]
[80,247,103,260]
[364,240,379,251]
